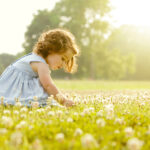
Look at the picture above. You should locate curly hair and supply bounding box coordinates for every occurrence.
[33,28,79,73]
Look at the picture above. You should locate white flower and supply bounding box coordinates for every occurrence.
[106,111,114,120]
[65,111,69,115]
[15,102,22,107]
[139,102,145,106]
[1,116,13,128]
[16,121,27,130]
[3,110,11,115]
[31,101,39,108]
[47,111,55,116]
[20,114,27,119]
[20,107,28,113]
[96,110,103,117]
[28,125,34,130]
[124,127,134,137]
[81,134,98,148]
[67,117,73,123]
[115,118,125,125]
[10,131,23,146]
[127,138,144,150]
[33,96,38,101]
[29,111,33,115]
[88,107,95,112]
[32,138,43,150]
[80,112,85,117]
[0,128,8,135]
[104,104,114,112]
[74,128,83,136]
[55,133,64,142]
[56,110,63,117]
[45,106,51,111]
[13,110,19,115]
[36,108,45,113]
[114,130,120,134]
[96,118,105,127]
[83,108,90,115]
[73,112,79,116]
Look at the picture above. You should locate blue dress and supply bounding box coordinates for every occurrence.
[0,52,51,107]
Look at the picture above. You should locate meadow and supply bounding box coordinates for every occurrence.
[1,80,150,150]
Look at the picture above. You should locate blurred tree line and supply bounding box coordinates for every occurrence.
[0,0,149,80]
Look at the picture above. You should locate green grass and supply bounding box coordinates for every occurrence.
[0,91,149,150]
[54,80,150,90]
[0,80,150,149]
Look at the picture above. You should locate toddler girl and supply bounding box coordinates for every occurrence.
[0,28,79,107]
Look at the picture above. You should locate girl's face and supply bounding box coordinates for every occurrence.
[46,50,73,70]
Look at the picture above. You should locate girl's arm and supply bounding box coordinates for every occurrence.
[35,62,74,107]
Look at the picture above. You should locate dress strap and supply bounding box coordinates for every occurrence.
[30,52,47,64]
[10,53,32,66]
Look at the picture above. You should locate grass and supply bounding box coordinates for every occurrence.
[0,80,150,149]
[54,80,150,90]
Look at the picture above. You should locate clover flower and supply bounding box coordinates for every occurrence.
[36,108,45,113]
[114,130,120,134]
[81,133,98,148]
[73,112,79,116]
[114,118,125,125]
[33,96,38,101]
[124,127,134,137]
[1,116,13,128]
[67,117,73,123]
[55,133,65,142]
[56,110,63,117]
[16,121,27,130]
[45,106,51,111]
[15,101,22,108]
[83,108,90,115]
[29,111,33,115]
[74,128,83,136]
[3,110,11,115]
[13,110,19,116]
[96,110,103,117]
[31,139,43,150]
[104,104,114,113]
[0,128,8,135]
[20,114,27,119]
[20,107,28,113]
[10,131,23,146]
[127,138,144,150]
[31,101,39,108]
[96,118,106,127]
[47,111,55,116]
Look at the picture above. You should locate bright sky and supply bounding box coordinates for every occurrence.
[0,0,150,55]
[111,0,150,27]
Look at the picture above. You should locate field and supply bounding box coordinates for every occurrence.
[1,80,150,150]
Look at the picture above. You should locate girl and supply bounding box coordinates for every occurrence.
[0,28,79,107]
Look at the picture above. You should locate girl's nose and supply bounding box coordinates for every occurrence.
[58,65,62,69]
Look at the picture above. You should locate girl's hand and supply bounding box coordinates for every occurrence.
[63,100,75,107]
[55,93,76,107]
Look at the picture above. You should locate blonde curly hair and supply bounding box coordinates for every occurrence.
[33,28,79,73]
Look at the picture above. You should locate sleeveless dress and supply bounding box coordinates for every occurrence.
[0,52,57,107]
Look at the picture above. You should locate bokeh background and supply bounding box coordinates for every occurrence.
[0,0,150,80]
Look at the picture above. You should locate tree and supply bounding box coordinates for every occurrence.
[0,54,16,74]
[23,10,59,54]
[105,25,150,80]
[23,0,134,80]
